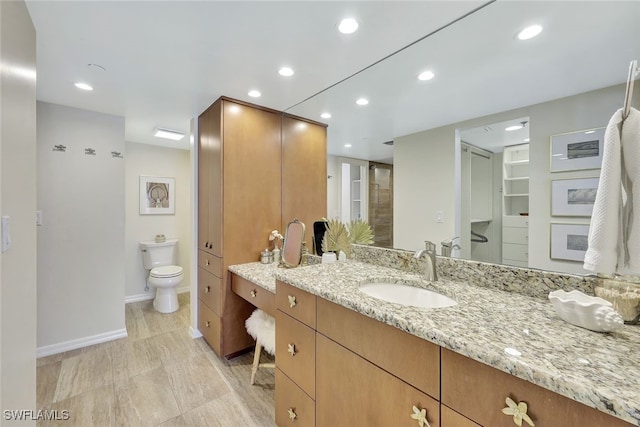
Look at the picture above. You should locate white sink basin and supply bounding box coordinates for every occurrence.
[359,283,457,309]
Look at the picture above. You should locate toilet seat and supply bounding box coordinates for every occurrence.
[150,265,183,278]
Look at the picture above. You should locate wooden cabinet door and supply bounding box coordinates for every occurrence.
[316,334,439,427]
[222,100,281,267]
[281,115,327,249]
[208,101,223,257]
[316,298,440,400]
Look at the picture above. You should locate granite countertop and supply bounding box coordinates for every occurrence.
[271,261,640,426]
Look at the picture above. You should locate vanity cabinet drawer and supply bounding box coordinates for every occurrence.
[502,243,528,262]
[198,267,222,315]
[502,227,528,245]
[441,348,632,427]
[503,215,528,228]
[276,310,316,399]
[316,334,439,427]
[198,250,222,277]
[276,368,315,427]
[316,298,440,399]
[197,299,221,355]
[276,280,316,328]
[231,273,275,317]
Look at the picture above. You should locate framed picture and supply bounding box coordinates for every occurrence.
[550,223,590,262]
[551,177,599,216]
[140,176,175,215]
[550,127,605,172]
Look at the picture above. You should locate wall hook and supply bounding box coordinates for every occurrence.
[84,148,96,155]
[53,144,66,152]
[111,151,123,158]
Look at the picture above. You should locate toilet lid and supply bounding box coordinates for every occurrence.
[150,265,183,278]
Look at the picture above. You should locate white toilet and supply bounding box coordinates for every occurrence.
[140,239,183,313]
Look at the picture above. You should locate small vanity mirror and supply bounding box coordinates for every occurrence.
[281,219,306,268]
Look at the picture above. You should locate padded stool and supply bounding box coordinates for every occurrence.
[245,309,276,385]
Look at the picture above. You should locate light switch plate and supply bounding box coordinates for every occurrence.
[1,216,11,253]
[435,210,444,224]
[36,210,43,226]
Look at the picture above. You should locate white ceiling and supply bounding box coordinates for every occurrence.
[25,1,640,158]
[25,0,485,150]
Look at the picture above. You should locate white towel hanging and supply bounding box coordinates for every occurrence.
[584,107,640,274]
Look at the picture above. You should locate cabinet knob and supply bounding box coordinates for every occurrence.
[206,259,210,266]
[287,408,297,421]
[502,397,534,426]
[288,295,297,308]
[205,321,211,328]
[410,405,431,427]
[250,289,257,298]
[204,286,210,293]
[287,343,296,356]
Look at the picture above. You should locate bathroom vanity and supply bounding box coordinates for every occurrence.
[230,256,640,426]
[275,262,639,426]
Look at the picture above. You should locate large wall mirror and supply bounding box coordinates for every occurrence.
[285,1,640,276]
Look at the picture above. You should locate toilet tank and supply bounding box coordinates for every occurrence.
[140,239,178,269]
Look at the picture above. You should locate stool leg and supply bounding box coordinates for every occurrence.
[250,341,262,385]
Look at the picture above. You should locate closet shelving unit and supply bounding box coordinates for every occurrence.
[502,144,529,267]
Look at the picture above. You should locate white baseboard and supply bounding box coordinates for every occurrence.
[37,328,128,358]
[125,293,154,303]
[125,286,190,304]
[189,325,203,339]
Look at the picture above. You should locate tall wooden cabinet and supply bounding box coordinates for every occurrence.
[198,97,327,357]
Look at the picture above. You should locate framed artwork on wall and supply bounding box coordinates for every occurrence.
[551,177,599,216]
[550,223,590,262]
[550,127,605,172]
[140,176,175,215]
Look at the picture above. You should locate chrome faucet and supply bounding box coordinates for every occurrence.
[414,240,438,282]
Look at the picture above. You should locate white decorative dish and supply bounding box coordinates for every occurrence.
[548,290,623,332]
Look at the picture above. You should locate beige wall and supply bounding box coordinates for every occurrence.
[394,83,633,275]
[0,0,37,421]
[394,126,457,252]
[37,102,126,354]
[125,142,191,300]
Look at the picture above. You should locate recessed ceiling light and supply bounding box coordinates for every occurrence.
[321,112,332,119]
[344,144,352,148]
[279,67,294,77]
[154,127,185,141]
[517,25,542,40]
[248,90,261,98]
[505,125,523,131]
[338,18,359,34]
[524,138,530,142]
[356,98,369,106]
[74,82,93,91]
[418,70,435,81]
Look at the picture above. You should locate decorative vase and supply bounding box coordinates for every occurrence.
[272,246,281,264]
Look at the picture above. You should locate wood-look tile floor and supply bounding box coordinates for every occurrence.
[36,293,276,427]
